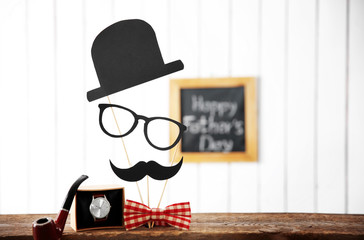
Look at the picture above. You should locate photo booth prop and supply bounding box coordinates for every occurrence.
[86,19,188,230]
[87,19,184,102]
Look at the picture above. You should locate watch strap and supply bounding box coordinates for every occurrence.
[94,216,107,222]
[93,193,105,198]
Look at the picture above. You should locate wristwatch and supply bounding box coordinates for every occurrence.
[89,194,111,222]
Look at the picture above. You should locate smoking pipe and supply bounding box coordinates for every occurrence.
[32,175,88,240]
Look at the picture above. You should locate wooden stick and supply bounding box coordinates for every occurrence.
[147,176,150,207]
[107,96,144,204]
[151,142,180,228]
[147,176,151,228]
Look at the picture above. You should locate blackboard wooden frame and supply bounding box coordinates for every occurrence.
[170,77,257,162]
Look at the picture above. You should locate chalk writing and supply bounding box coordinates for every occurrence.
[191,95,238,117]
[181,87,245,152]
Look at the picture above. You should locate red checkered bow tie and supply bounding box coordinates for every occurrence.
[124,199,191,230]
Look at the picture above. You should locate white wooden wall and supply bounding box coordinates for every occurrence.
[0,0,363,214]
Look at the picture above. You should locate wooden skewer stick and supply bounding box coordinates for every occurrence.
[151,142,180,228]
[147,176,150,207]
[147,176,151,228]
[107,96,144,204]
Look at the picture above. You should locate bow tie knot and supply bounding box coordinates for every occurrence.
[124,200,191,230]
[151,208,165,220]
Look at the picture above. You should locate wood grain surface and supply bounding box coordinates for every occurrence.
[1,213,363,240]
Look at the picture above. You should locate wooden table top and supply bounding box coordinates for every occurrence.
[1,213,364,240]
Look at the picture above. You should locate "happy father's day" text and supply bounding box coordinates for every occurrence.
[183,95,244,152]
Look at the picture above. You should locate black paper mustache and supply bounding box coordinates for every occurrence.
[109,157,183,182]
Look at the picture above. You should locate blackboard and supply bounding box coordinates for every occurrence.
[170,78,257,162]
[180,87,245,153]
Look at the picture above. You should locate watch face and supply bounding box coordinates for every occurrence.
[89,197,111,219]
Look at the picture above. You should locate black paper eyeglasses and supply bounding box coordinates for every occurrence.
[98,104,187,151]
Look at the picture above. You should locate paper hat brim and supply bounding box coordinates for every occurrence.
[87,60,183,102]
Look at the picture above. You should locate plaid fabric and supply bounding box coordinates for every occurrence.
[124,199,191,230]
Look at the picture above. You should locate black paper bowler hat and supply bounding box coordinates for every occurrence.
[87,19,184,102]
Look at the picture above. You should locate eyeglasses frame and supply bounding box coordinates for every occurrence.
[98,104,187,151]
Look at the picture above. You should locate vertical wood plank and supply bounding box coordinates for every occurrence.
[111,1,178,207]
[286,0,316,212]
[229,0,260,212]
[169,0,200,80]
[200,0,230,78]
[168,0,201,212]
[259,0,286,212]
[259,0,287,212]
[112,0,146,203]
[113,0,166,206]
[347,0,364,214]
[54,0,86,208]
[140,0,169,62]
[139,0,173,208]
[84,0,116,187]
[0,0,29,213]
[115,0,172,208]
[317,0,347,213]
[199,0,230,212]
[27,0,57,213]
[114,0,143,21]
[231,0,260,77]
[114,0,172,206]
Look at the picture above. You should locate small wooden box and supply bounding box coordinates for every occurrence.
[70,185,125,231]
